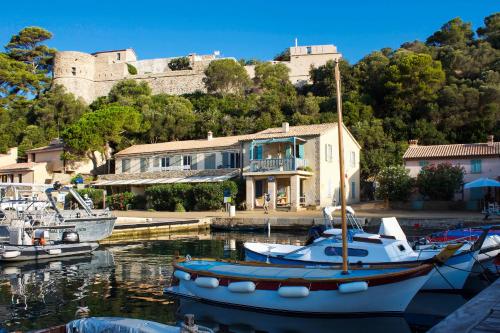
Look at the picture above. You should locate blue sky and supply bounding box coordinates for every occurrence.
[1,1,497,63]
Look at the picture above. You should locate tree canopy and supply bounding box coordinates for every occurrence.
[0,14,498,187]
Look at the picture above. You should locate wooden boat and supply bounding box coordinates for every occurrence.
[166,244,460,314]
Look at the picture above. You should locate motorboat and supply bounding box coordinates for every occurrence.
[0,224,98,262]
[0,182,116,242]
[244,214,490,290]
[165,61,462,314]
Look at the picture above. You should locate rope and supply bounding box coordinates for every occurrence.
[433,264,456,290]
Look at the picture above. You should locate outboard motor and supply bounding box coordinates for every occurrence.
[62,231,80,243]
[305,224,326,245]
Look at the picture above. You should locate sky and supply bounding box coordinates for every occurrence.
[0,1,498,64]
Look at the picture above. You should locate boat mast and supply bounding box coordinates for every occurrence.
[334,59,349,274]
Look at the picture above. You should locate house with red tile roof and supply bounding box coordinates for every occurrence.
[0,139,106,185]
[96,122,361,211]
[403,135,500,204]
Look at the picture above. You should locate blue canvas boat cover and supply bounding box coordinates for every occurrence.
[67,317,180,333]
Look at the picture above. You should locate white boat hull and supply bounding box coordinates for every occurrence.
[167,271,430,314]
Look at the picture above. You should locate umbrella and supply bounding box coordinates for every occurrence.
[464,178,500,189]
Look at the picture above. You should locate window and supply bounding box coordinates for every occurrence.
[161,157,170,168]
[325,144,333,162]
[121,159,130,173]
[140,158,149,172]
[71,67,76,76]
[18,174,22,183]
[117,53,121,61]
[205,153,216,169]
[397,244,406,252]
[183,155,192,167]
[471,159,482,174]
[419,160,429,167]
[324,246,368,257]
[351,181,356,199]
[222,152,240,168]
[350,151,356,168]
[1,175,7,182]
[306,46,312,54]
[31,153,36,162]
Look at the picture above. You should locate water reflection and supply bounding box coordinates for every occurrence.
[174,297,413,333]
[0,230,494,332]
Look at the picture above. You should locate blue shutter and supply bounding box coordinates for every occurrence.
[222,152,229,168]
[298,145,305,158]
[285,145,292,158]
[255,146,263,160]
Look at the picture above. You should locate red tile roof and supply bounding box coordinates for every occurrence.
[0,163,35,172]
[403,142,500,159]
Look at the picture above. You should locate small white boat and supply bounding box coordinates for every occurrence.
[166,245,460,315]
[0,242,98,262]
[244,216,491,290]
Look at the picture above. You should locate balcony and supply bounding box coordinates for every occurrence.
[249,158,308,173]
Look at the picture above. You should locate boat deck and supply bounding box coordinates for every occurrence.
[428,277,500,332]
[179,260,406,279]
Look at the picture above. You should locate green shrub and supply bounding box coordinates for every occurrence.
[106,192,136,210]
[375,165,414,202]
[145,183,194,211]
[75,188,105,209]
[168,57,191,71]
[174,202,186,212]
[417,163,464,200]
[127,63,138,75]
[144,180,239,211]
[192,183,224,210]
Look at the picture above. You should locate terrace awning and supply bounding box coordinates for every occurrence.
[93,173,236,186]
[250,137,305,145]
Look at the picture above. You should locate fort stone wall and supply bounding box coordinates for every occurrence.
[53,45,341,104]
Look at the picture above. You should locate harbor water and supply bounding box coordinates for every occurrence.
[0,228,495,332]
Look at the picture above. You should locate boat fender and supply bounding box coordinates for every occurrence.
[174,270,191,281]
[3,267,20,275]
[338,281,368,294]
[47,248,62,255]
[278,286,309,298]
[228,281,256,293]
[2,251,21,259]
[195,277,219,289]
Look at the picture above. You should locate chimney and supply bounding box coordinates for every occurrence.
[282,122,290,133]
[409,139,418,146]
[487,135,494,146]
[207,131,213,141]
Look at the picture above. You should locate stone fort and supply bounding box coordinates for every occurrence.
[53,44,341,103]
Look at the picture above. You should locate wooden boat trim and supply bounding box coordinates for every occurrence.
[172,258,434,284]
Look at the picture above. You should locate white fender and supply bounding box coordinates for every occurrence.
[47,248,62,255]
[195,277,219,289]
[3,267,20,275]
[338,281,368,294]
[278,286,309,298]
[2,251,21,259]
[174,270,191,281]
[228,281,256,293]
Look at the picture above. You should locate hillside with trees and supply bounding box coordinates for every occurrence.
[0,13,498,184]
